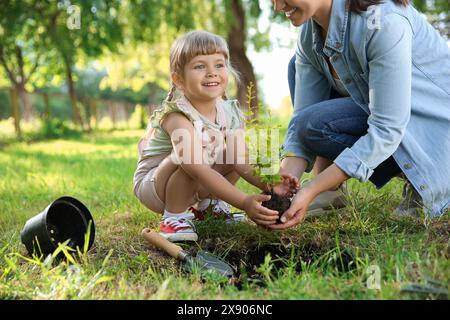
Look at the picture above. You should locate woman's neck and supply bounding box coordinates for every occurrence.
[313,0,333,40]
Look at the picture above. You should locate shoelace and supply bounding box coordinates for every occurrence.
[162,217,195,230]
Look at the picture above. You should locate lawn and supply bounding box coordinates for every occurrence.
[0,129,448,299]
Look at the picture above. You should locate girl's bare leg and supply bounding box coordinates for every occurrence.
[196,164,240,199]
[153,154,198,213]
[153,155,240,212]
[164,167,200,212]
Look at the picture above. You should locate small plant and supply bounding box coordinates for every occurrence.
[244,82,291,223]
[40,118,81,139]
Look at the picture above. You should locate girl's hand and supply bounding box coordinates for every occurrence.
[272,173,300,198]
[268,188,315,230]
[243,194,279,226]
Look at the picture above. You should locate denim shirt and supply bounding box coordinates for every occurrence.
[283,0,450,217]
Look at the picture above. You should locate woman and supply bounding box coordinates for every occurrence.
[269,0,450,230]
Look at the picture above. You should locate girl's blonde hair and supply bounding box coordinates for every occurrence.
[142,31,238,144]
[166,30,239,101]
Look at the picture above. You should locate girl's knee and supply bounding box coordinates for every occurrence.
[212,163,234,175]
[175,165,194,179]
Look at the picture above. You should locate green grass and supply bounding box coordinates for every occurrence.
[0,129,448,299]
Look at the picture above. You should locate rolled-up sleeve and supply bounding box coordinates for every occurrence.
[282,35,331,172]
[334,14,413,181]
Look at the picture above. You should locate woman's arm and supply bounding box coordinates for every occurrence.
[280,156,308,179]
[333,14,413,183]
[271,15,414,230]
[269,164,349,230]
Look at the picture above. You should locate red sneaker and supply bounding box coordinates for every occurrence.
[159,216,198,242]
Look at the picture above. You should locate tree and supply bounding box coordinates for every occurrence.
[33,0,124,128]
[96,40,171,112]
[0,1,50,122]
[414,0,450,39]
[226,0,261,118]
[126,0,273,120]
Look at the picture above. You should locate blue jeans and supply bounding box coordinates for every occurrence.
[287,56,401,188]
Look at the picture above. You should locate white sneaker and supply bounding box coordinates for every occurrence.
[393,181,423,218]
[159,216,198,242]
[190,199,247,222]
[306,184,348,217]
[212,200,247,222]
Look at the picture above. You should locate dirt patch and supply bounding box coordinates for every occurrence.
[142,231,358,288]
[222,243,357,288]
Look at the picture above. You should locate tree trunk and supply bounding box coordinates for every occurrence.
[91,98,98,129]
[110,100,117,129]
[227,0,259,120]
[42,92,50,122]
[14,46,35,122]
[65,60,83,128]
[82,97,92,132]
[126,102,133,129]
[9,87,21,138]
[16,83,34,122]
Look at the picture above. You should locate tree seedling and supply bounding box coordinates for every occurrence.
[244,82,292,223]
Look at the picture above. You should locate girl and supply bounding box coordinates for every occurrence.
[270,0,450,230]
[133,31,298,241]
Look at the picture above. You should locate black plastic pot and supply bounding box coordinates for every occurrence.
[20,196,95,256]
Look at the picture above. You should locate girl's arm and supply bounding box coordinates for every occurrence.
[161,112,278,220]
[224,129,299,195]
[234,159,299,197]
[234,163,270,192]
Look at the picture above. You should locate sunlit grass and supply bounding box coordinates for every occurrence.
[0,128,449,300]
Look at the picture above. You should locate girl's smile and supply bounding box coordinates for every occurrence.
[173,53,229,112]
[202,81,220,87]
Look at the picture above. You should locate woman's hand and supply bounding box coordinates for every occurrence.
[272,173,300,198]
[270,164,349,230]
[243,194,279,226]
[267,187,316,230]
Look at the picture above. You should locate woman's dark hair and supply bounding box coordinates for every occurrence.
[349,0,410,12]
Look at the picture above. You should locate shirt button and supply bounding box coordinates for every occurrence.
[419,185,427,191]
[345,78,352,84]
[404,163,412,170]
[335,42,342,49]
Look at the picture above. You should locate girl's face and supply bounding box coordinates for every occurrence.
[173,53,229,104]
[273,0,323,26]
